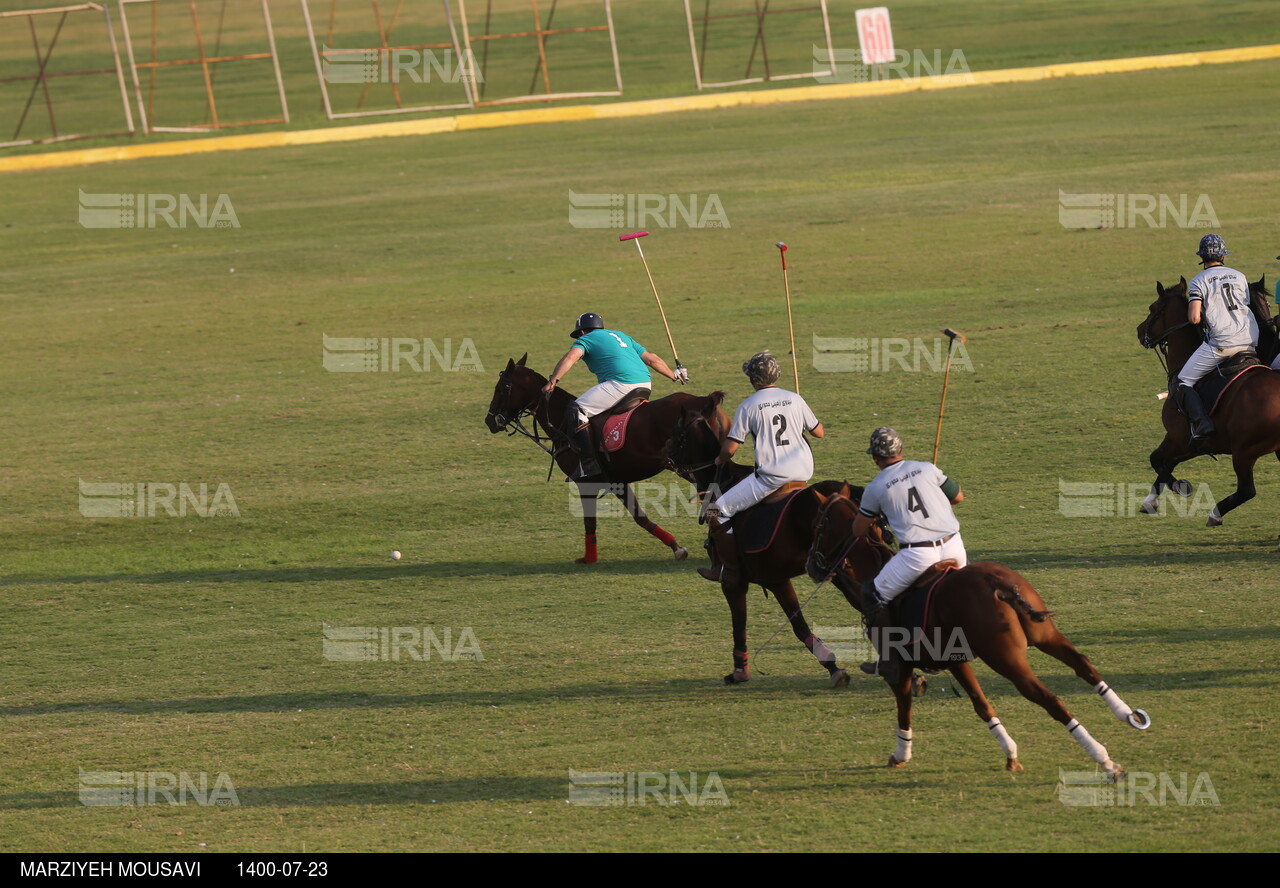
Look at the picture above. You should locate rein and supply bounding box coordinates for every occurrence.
[1140,292,1198,380]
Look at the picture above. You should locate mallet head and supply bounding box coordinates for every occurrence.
[619,231,650,242]
[941,327,967,344]
[776,242,788,252]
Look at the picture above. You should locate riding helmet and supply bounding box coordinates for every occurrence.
[742,352,781,386]
[1196,234,1230,264]
[571,312,605,339]
[866,427,903,458]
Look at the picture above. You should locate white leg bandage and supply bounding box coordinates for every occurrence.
[987,717,1018,760]
[1065,718,1111,766]
[1094,681,1133,723]
[894,728,913,763]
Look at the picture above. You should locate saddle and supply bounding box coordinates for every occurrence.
[885,561,962,666]
[734,488,806,554]
[588,389,649,457]
[1187,353,1266,416]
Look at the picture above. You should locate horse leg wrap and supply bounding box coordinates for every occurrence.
[804,634,838,672]
[1066,718,1112,767]
[733,649,748,675]
[582,534,598,563]
[643,520,676,548]
[894,728,913,764]
[1094,681,1133,723]
[987,717,1018,761]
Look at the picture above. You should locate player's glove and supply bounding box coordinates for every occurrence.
[673,366,689,385]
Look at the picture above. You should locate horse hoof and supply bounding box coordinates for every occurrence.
[574,556,598,564]
[1005,757,1024,772]
[1106,764,1125,783]
[911,675,928,697]
[723,670,749,685]
[887,755,907,769]
[830,669,850,689]
[672,546,689,561]
[1172,479,1193,497]
[1127,709,1151,730]
[1206,514,1223,527]
[1139,495,1160,515]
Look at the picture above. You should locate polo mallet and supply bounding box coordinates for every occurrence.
[776,242,800,393]
[933,328,967,464]
[620,231,684,383]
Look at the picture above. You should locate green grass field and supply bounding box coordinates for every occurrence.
[2,0,1279,854]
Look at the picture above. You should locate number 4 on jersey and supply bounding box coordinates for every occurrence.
[907,486,930,519]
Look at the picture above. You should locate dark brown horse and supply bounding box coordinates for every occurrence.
[1136,276,1280,525]
[807,491,1150,777]
[486,354,703,563]
[664,392,854,688]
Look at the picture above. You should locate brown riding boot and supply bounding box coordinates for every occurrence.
[696,513,741,585]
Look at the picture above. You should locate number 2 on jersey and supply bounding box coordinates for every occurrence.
[771,414,791,446]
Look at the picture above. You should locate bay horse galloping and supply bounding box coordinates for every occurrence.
[1137,276,1280,526]
[807,492,1150,777]
[664,392,854,688]
[485,354,699,563]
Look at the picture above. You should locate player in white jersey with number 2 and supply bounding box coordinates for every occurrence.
[851,427,966,682]
[698,353,824,584]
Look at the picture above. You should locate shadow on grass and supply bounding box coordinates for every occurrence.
[0,775,569,810]
[979,539,1279,572]
[1,667,1270,719]
[0,558,695,587]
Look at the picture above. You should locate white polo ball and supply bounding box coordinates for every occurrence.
[391,550,402,561]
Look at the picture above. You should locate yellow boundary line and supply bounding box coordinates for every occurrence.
[4,43,1279,174]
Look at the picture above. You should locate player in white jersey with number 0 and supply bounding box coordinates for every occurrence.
[698,352,824,584]
[850,427,966,682]
[1176,234,1259,447]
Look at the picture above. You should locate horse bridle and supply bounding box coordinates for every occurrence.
[1139,288,1203,382]
[806,492,894,582]
[488,374,557,458]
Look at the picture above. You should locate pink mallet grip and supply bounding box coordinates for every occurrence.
[619,231,650,241]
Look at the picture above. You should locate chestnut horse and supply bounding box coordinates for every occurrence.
[807,491,1150,777]
[1136,276,1280,525]
[664,391,855,688]
[485,354,701,563]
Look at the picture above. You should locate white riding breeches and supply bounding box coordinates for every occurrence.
[574,380,649,425]
[712,472,778,519]
[874,534,968,601]
[1178,342,1249,386]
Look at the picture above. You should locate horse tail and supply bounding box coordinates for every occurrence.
[996,585,1053,623]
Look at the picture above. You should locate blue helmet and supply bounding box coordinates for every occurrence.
[570,312,604,339]
[1196,234,1230,264]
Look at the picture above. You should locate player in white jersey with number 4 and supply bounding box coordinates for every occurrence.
[1176,234,1259,447]
[851,427,966,682]
[698,352,824,584]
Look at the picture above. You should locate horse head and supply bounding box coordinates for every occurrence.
[805,488,890,594]
[485,353,536,433]
[1137,277,1190,351]
[662,391,726,473]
